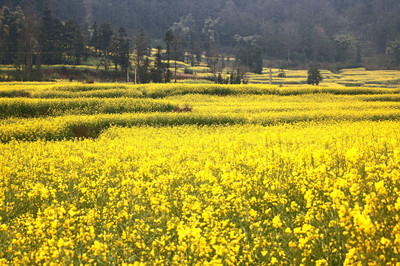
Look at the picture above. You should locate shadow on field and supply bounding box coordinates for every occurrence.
[70,124,102,139]
[0,90,31,98]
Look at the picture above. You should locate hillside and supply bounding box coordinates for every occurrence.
[1,0,400,68]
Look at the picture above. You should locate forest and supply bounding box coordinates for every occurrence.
[0,0,400,81]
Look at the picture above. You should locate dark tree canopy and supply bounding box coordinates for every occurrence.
[307,65,323,85]
[64,19,85,65]
[0,6,25,64]
[39,8,66,64]
[110,27,130,72]
[98,23,113,56]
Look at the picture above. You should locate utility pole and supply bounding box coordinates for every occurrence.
[135,68,137,84]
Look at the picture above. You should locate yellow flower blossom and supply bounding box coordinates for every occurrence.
[375,181,387,195]
[272,215,283,228]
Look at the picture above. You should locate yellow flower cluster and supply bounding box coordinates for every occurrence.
[1,82,400,264]
[1,82,400,98]
[1,120,400,264]
[2,84,400,142]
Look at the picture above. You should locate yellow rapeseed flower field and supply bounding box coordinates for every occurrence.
[1,82,400,264]
[246,67,400,88]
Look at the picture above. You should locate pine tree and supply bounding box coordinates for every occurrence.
[164,30,173,66]
[18,13,37,79]
[235,68,241,84]
[216,73,223,84]
[38,7,65,64]
[164,30,174,83]
[0,6,25,65]
[170,32,183,83]
[138,57,150,83]
[98,22,113,57]
[90,21,99,55]
[307,65,323,85]
[150,45,164,83]
[230,71,235,84]
[134,29,148,83]
[64,19,85,65]
[253,46,263,74]
[109,27,130,72]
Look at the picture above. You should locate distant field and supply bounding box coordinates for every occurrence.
[246,67,400,88]
[1,82,400,264]
[146,65,396,88]
[2,61,399,87]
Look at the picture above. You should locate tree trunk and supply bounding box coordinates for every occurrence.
[174,60,177,83]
